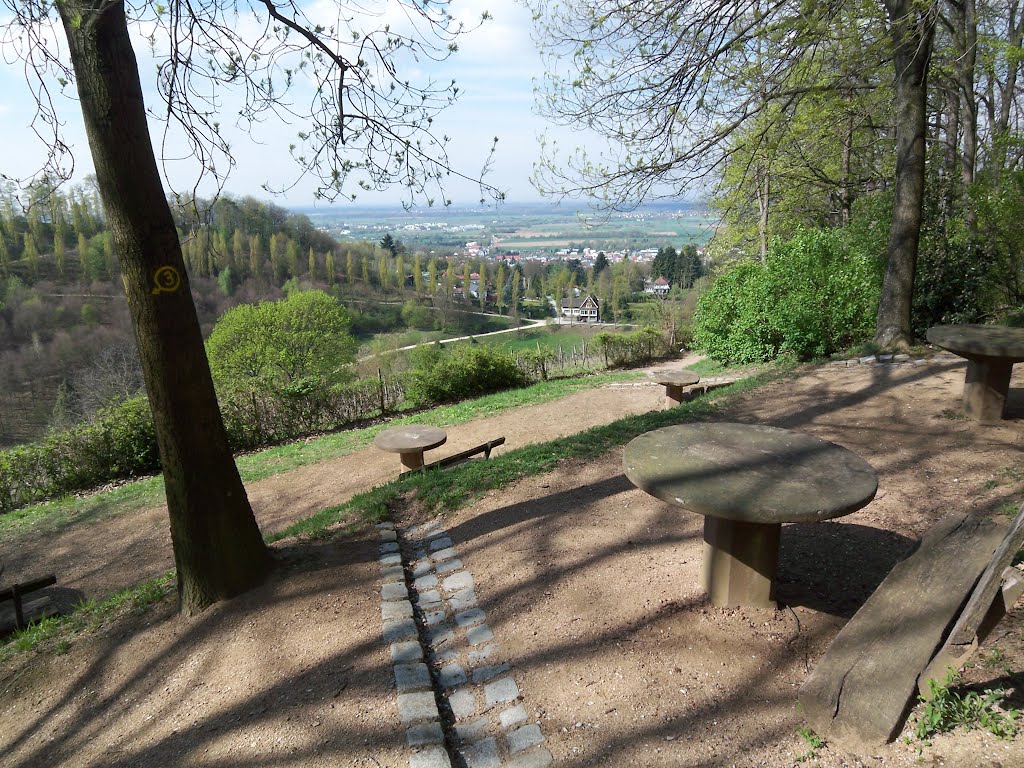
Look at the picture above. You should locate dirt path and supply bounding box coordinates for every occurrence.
[0,358,695,603]
[4,356,1024,768]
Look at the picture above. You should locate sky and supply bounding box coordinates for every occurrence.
[0,1,601,210]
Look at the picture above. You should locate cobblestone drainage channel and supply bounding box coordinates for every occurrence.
[377,520,554,768]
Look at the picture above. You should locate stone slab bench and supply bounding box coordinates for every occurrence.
[0,573,58,635]
[412,437,506,473]
[798,507,1024,751]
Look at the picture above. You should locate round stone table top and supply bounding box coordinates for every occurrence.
[927,324,1024,362]
[623,423,877,524]
[374,426,448,454]
[655,370,701,387]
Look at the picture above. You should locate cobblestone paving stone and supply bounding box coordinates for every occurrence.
[377,520,553,768]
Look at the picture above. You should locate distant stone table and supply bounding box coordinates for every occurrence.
[655,370,701,405]
[926,324,1024,422]
[374,426,448,470]
[623,423,878,608]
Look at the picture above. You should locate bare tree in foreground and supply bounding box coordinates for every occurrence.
[2,0,499,614]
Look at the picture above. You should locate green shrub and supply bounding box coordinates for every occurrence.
[693,228,883,364]
[915,672,1018,741]
[405,343,527,405]
[206,290,359,444]
[691,261,779,364]
[594,327,667,367]
[0,395,159,513]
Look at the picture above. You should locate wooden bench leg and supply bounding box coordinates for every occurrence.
[13,583,24,630]
[700,517,780,609]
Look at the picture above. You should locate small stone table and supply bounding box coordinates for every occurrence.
[623,423,878,608]
[926,324,1024,422]
[374,426,448,470]
[655,370,701,405]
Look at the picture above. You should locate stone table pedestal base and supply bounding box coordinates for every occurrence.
[964,358,1013,422]
[700,517,780,609]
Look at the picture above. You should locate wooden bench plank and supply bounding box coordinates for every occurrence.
[0,596,55,636]
[0,574,57,602]
[947,504,1024,646]
[798,512,1007,751]
[916,503,1024,696]
[412,437,506,473]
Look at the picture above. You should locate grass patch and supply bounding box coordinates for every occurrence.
[0,476,167,542]
[235,370,644,483]
[684,358,736,377]
[796,727,824,762]
[0,571,175,663]
[0,370,646,542]
[915,672,1019,742]
[272,365,783,541]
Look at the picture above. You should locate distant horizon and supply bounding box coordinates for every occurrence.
[287,197,710,214]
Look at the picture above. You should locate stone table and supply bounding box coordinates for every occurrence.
[374,426,448,470]
[654,370,701,405]
[623,423,878,608]
[926,324,1024,422]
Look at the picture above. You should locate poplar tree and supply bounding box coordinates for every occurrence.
[413,253,423,294]
[78,232,89,280]
[24,231,39,277]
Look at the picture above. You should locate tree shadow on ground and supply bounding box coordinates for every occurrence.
[777,522,915,617]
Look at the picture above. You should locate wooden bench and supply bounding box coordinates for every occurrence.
[411,437,506,473]
[798,506,1024,751]
[0,573,58,635]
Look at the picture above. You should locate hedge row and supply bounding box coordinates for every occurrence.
[0,332,671,514]
[0,396,159,513]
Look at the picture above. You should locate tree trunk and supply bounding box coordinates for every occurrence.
[58,0,270,615]
[959,0,977,230]
[875,0,936,350]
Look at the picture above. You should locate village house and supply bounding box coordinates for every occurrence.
[559,294,600,322]
[644,276,671,296]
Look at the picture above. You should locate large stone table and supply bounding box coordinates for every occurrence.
[655,370,701,406]
[926,324,1024,422]
[623,423,878,608]
[374,426,447,470]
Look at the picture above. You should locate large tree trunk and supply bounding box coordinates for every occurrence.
[58,1,271,615]
[875,0,936,350]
